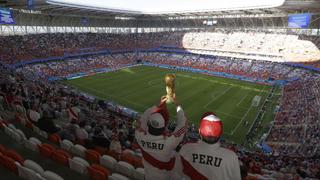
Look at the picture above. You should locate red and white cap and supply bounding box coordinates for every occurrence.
[199,112,223,137]
[149,100,169,128]
[148,113,165,129]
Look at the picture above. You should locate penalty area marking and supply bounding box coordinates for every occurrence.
[236,94,248,107]
[203,86,232,109]
[230,85,267,135]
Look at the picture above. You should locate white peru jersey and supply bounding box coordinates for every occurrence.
[135,105,188,180]
[174,141,241,180]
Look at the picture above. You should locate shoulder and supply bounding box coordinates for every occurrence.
[218,147,238,159]
[179,141,199,153]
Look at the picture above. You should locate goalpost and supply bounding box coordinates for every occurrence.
[252,95,261,107]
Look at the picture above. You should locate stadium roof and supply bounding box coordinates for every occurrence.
[1,0,320,19]
[45,0,286,14]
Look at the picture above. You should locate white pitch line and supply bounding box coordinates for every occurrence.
[237,94,248,107]
[230,86,267,135]
[204,86,232,109]
[203,107,241,120]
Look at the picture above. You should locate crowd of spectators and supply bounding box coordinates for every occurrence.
[17,54,136,78]
[1,59,320,179]
[1,31,320,179]
[1,31,319,66]
[266,76,320,158]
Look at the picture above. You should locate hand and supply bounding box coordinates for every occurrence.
[172,93,180,106]
[160,96,168,105]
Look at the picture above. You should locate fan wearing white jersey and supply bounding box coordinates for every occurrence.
[175,112,241,180]
[135,95,188,180]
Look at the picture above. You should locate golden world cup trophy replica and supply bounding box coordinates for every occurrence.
[164,74,176,104]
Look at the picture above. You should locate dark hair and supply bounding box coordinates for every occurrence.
[79,120,87,128]
[94,127,102,135]
[200,135,220,144]
[147,123,165,136]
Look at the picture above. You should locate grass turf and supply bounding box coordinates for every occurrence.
[63,66,280,144]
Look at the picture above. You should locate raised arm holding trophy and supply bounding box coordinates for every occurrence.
[164,73,176,104]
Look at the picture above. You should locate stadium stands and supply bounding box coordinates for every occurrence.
[1,45,320,179]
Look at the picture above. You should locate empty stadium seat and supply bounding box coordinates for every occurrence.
[24,159,45,175]
[26,120,33,129]
[8,124,16,130]
[33,126,41,135]
[106,150,120,161]
[88,164,110,180]
[49,134,61,144]
[122,149,135,156]
[100,155,117,171]
[17,163,45,180]
[3,156,19,174]
[133,168,144,180]
[5,149,24,165]
[71,144,87,157]
[85,149,100,163]
[42,171,64,180]
[60,139,74,151]
[39,130,48,139]
[15,129,27,141]
[51,149,71,166]
[4,126,14,138]
[38,144,55,158]
[12,131,22,142]
[0,144,6,154]
[108,173,130,180]
[121,153,143,168]
[69,157,90,175]
[25,137,42,152]
[94,146,106,155]
[114,161,134,177]
[30,137,42,144]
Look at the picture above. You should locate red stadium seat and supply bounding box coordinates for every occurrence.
[106,150,120,161]
[52,149,71,166]
[5,150,24,165]
[3,156,18,174]
[121,153,143,168]
[38,144,55,158]
[49,134,61,144]
[25,120,33,129]
[88,164,110,180]
[0,153,6,166]
[85,150,100,163]
[94,146,106,155]
[0,144,6,154]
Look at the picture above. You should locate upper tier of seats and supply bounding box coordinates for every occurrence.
[1,31,319,65]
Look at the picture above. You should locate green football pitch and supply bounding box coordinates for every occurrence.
[64,66,280,144]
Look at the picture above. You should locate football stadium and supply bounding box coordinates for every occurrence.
[0,0,319,180]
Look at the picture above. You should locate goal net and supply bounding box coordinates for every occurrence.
[252,95,261,107]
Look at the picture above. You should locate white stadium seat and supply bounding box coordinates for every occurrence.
[17,164,45,180]
[33,126,41,135]
[133,168,145,180]
[70,144,86,157]
[42,171,64,180]
[39,130,48,139]
[100,155,117,171]
[8,124,16,130]
[15,129,27,141]
[115,161,134,177]
[123,149,135,155]
[69,157,89,175]
[24,159,45,175]
[108,173,130,180]
[60,139,74,151]
[29,137,42,145]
